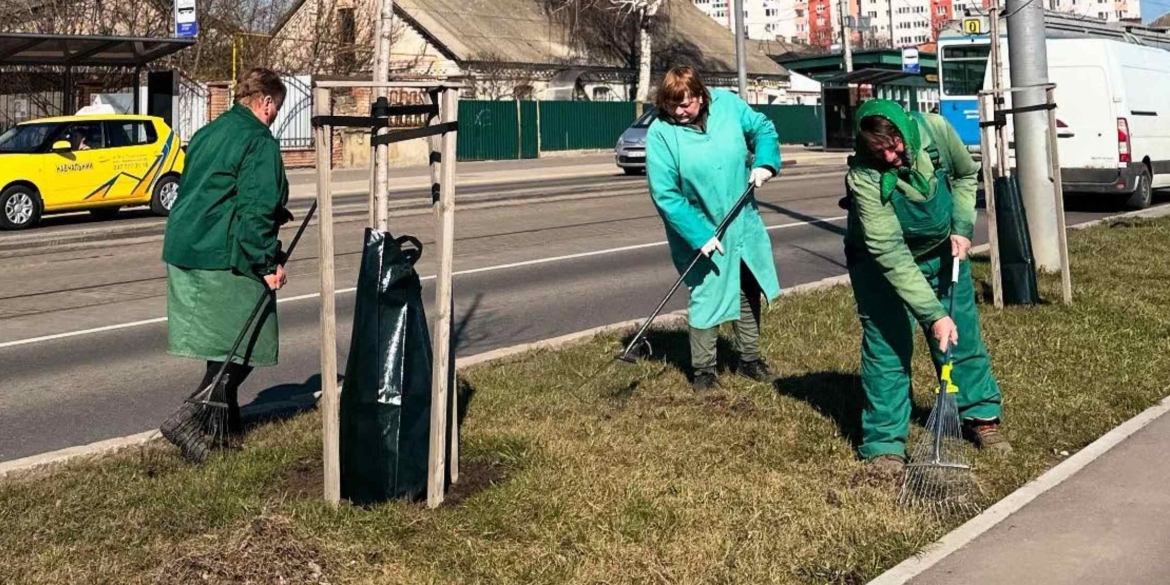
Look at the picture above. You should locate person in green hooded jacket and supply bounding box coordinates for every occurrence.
[160,68,291,454]
[844,99,1011,475]
[646,66,782,392]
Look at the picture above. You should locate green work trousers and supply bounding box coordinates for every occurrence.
[848,250,1002,459]
[691,264,762,374]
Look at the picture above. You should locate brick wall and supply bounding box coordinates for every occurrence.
[203,80,431,170]
[208,81,231,121]
[282,150,317,168]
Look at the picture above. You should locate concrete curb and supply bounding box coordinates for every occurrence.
[2,204,1166,482]
[453,274,851,370]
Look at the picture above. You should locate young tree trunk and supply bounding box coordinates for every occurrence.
[633,0,661,115]
[635,12,651,106]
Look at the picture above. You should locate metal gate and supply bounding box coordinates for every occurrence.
[0,69,64,133]
[271,75,313,150]
[176,76,209,143]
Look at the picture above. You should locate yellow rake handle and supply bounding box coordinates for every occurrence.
[935,258,962,395]
[939,363,959,394]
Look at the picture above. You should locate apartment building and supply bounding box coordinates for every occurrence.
[692,0,798,40]
[1043,0,1140,21]
[728,0,1139,49]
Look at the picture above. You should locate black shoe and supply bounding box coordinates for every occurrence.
[737,358,775,383]
[691,371,718,392]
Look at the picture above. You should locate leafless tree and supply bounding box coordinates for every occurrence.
[546,0,665,103]
[468,53,541,100]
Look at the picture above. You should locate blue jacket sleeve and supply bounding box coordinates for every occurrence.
[646,124,717,250]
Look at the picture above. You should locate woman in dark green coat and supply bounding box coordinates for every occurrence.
[844,99,1009,476]
[161,68,291,441]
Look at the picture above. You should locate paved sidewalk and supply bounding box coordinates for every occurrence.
[898,404,1170,584]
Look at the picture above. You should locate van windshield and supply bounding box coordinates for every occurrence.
[0,123,59,154]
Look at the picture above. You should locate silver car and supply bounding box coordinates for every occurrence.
[614,107,657,175]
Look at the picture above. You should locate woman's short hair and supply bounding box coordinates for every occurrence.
[235,68,287,106]
[655,66,711,120]
[857,115,903,156]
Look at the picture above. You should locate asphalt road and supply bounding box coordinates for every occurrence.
[0,166,1154,462]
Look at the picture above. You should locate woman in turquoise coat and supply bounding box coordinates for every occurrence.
[645,66,782,391]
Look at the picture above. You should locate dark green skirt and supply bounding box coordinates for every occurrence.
[166,265,278,366]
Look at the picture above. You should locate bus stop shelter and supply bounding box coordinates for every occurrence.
[0,33,194,128]
[778,49,940,150]
[820,68,934,150]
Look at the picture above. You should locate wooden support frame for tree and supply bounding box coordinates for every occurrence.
[311,78,463,509]
[979,82,1073,306]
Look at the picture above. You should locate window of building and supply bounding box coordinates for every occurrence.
[337,7,357,70]
[338,8,356,44]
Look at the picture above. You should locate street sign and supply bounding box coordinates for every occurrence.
[175,0,198,38]
[902,47,920,74]
[963,17,987,35]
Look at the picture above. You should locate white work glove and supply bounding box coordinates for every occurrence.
[750,167,775,188]
[700,236,724,258]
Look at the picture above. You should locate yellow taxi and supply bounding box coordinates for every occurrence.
[0,112,186,229]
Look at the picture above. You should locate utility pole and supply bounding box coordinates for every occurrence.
[733,0,748,98]
[840,0,854,72]
[1005,0,1060,270]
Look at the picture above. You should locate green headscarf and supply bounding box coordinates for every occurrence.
[853,99,931,201]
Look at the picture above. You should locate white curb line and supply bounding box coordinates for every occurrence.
[868,394,1170,585]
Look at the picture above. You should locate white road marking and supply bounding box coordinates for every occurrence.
[0,215,848,350]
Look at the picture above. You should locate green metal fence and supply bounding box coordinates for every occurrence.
[457,100,521,161]
[751,105,823,146]
[538,101,637,152]
[520,101,539,159]
[456,100,824,162]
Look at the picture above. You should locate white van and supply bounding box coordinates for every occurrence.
[991,37,1170,208]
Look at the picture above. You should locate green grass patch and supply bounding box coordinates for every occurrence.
[5,217,1170,584]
